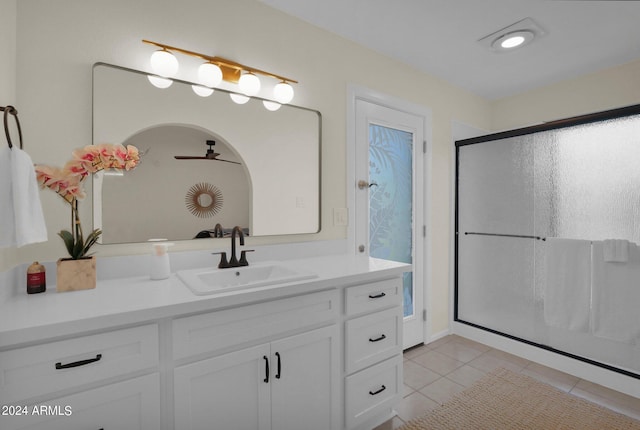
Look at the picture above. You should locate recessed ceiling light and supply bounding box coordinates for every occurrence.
[493,30,535,50]
[477,17,545,53]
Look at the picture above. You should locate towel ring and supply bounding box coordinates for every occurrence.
[1,105,23,149]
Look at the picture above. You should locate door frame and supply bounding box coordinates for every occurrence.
[346,84,433,346]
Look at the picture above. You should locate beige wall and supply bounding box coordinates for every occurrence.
[491,59,640,131]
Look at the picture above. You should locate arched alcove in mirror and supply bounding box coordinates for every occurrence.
[96,124,252,243]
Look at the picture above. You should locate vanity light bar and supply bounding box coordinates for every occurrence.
[142,40,298,85]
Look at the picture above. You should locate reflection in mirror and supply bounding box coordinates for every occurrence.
[93,63,321,243]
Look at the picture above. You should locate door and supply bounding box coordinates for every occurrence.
[270,325,338,430]
[174,344,271,430]
[355,98,426,349]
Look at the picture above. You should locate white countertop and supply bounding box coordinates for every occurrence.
[0,254,409,348]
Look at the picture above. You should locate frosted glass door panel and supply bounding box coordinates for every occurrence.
[457,136,535,236]
[368,124,414,318]
[550,116,640,243]
[458,235,538,341]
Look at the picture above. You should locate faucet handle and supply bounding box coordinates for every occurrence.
[239,249,254,266]
[212,251,230,269]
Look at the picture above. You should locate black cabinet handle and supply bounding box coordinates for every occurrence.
[263,355,269,383]
[55,354,102,370]
[369,334,387,343]
[275,352,281,379]
[369,385,386,396]
[368,292,386,299]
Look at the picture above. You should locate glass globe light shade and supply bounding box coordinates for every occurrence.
[198,62,223,87]
[239,72,261,96]
[263,101,281,111]
[229,93,250,104]
[150,49,179,77]
[192,85,214,97]
[273,82,294,104]
[147,75,173,89]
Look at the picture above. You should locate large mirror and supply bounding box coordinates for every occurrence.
[92,63,321,243]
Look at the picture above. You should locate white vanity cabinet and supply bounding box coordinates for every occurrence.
[174,325,338,430]
[172,289,340,430]
[0,254,408,430]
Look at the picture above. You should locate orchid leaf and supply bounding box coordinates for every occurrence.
[58,230,76,257]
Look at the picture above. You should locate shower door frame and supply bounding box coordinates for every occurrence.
[454,103,640,380]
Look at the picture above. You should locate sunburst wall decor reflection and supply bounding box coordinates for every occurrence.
[185,182,224,218]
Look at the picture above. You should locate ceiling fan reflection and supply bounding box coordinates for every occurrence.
[174,140,241,165]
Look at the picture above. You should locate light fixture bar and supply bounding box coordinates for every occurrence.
[142,39,298,84]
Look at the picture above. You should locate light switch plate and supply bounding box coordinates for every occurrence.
[333,208,348,226]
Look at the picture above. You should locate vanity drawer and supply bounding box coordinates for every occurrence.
[345,278,402,316]
[0,324,159,404]
[172,289,338,360]
[345,307,402,373]
[0,373,160,430]
[345,354,403,429]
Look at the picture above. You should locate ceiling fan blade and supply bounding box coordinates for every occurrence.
[174,156,207,160]
[215,158,242,165]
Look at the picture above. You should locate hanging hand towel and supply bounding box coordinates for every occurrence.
[543,238,592,332]
[10,147,48,247]
[0,145,17,247]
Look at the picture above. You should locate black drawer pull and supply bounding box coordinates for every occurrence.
[55,354,102,370]
[368,292,386,299]
[275,352,282,379]
[369,334,386,343]
[369,385,386,396]
[263,355,269,383]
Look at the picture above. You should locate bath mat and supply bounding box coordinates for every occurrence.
[398,367,640,430]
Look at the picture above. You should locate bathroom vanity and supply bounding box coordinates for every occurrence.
[0,254,408,430]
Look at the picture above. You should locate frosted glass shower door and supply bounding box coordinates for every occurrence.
[455,105,640,378]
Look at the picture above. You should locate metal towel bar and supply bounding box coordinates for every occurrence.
[1,105,23,149]
[464,232,546,241]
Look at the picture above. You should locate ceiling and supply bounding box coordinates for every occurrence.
[260,0,640,100]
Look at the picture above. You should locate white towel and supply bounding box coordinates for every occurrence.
[0,145,16,247]
[603,239,629,263]
[543,238,592,332]
[0,145,48,248]
[592,241,640,343]
[11,147,47,247]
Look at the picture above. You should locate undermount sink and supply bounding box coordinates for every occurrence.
[176,262,318,295]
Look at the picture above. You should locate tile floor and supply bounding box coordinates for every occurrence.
[374,334,640,429]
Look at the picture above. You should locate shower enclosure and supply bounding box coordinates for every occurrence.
[455,104,640,379]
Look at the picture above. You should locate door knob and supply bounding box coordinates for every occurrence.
[357,180,378,190]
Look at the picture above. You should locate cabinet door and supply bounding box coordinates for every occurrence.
[174,344,271,430]
[270,325,338,430]
[0,373,160,430]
